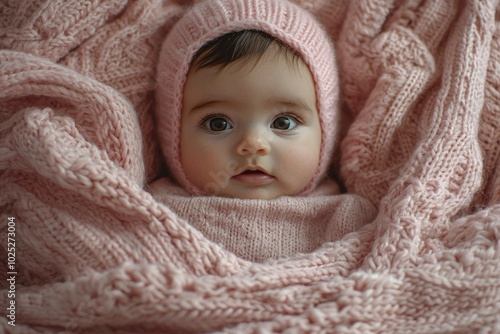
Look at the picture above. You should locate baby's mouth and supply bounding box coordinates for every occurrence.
[232,168,275,186]
[241,170,265,175]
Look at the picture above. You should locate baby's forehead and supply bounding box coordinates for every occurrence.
[182,44,318,117]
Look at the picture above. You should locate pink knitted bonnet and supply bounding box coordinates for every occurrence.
[156,0,339,196]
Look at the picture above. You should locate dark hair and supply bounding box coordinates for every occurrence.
[191,30,301,71]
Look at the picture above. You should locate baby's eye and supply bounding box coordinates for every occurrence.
[271,116,298,130]
[203,116,232,132]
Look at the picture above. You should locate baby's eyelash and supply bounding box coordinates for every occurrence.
[197,113,229,126]
[275,112,305,124]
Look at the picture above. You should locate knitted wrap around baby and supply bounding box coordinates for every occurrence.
[1,0,499,333]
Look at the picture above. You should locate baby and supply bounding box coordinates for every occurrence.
[151,0,376,262]
[155,0,339,200]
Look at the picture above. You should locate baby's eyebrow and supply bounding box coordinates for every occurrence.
[270,100,315,113]
[188,100,230,113]
[187,99,315,114]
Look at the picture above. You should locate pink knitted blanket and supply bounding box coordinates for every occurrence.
[1,0,500,333]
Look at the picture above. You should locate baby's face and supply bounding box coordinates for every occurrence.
[180,48,321,199]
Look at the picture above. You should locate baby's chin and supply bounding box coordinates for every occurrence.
[205,185,298,200]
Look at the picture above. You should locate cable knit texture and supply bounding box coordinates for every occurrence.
[156,0,339,195]
[1,0,500,333]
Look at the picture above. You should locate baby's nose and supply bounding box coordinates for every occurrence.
[236,129,271,155]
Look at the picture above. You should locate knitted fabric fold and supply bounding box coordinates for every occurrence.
[1,0,500,333]
[150,178,376,262]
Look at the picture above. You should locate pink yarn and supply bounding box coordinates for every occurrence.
[1,0,500,333]
[155,0,339,195]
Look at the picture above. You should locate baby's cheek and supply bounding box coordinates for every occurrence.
[181,141,212,186]
[186,144,232,193]
[298,145,320,179]
[279,142,319,188]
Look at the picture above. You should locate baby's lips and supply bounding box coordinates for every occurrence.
[232,166,275,185]
[240,169,266,175]
[232,171,275,186]
[237,166,272,176]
